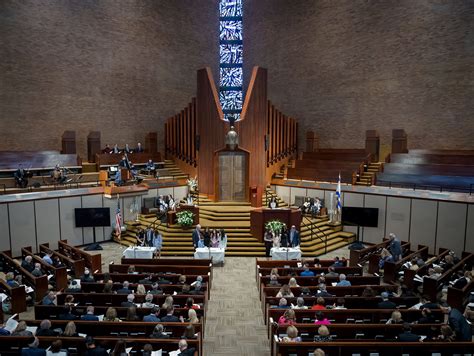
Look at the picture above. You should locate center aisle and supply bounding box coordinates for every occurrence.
[204,257,270,355]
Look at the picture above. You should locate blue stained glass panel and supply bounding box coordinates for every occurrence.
[219,44,243,64]
[225,113,241,122]
[220,91,243,110]
[220,67,243,87]
[219,21,242,41]
[219,0,242,17]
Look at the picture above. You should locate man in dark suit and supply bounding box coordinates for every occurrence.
[59,306,77,320]
[448,307,472,341]
[388,233,402,262]
[135,142,144,153]
[120,294,136,308]
[85,336,108,356]
[177,339,195,356]
[398,323,420,341]
[81,306,99,321]
[161,306,180,322]
[116,281,131,294]
[20,337,46,356]
[21,255,35,272]
[288,225,300,247]
[377,292,397,309]
[192,225,201,249]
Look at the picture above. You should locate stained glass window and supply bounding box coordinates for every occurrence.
[219,0,243,121]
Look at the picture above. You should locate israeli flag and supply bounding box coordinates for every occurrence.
[336,173,342,211]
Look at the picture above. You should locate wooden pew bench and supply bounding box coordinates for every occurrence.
[21,246,68,290]
[40,243,85,278]
[58,240,102,273]
[0,278,27,314]
[383,245,429,283]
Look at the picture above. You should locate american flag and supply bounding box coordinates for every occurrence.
[115,195,122,239]
[336,173,342,211]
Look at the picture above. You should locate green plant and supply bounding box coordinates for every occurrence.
[265,220,286,234]
[176,210,195,227]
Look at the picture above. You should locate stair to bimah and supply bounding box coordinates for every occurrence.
[161,160,189,180]
[355,162,383,186]
[273,160,293,180]
[114,189,356,257]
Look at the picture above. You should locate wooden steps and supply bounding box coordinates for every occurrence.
[356,162,383,186]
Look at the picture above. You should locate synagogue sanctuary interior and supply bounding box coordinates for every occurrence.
[0,1,473,355]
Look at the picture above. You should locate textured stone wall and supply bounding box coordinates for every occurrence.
[0,0,219,158]
[244,0,474,153]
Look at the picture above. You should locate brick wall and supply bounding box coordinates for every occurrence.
[244,0,474,154]
[0,0,219,158]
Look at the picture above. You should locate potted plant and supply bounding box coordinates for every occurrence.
[265,220,286,235]
[176,210,195,228]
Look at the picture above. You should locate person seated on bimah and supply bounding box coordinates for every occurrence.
[14,164,28,188]
[186,193,194,205]
[145,159,155,175]
[112,143,121,154]
[155,195,168,212]
[167,194,176,211]
[119,154,137,178]
[135,142,144,153]
[51,164,68,184]
[124,143,132,154]
[268,197,278,209]
[102,144,111,154]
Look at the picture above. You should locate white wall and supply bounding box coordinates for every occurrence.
[9,201,36,256]
[35,199,61,250]
[410,199,438,254]
[436,202,467,256]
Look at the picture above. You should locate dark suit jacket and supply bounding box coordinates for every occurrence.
[449,308,472,341]
[178,348,196,356]
[398,332,420,342]
[289,230,300,247]
[120,301,136,308]
[192,229,200,248]
[453,277,469,289]
[377,300,397,309]
[116,288,131,294]
[161,314,180,322]
[21,348,47,356]
[21,261,35,272]
[81,314,99,321]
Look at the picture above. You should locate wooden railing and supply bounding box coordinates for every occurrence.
[266,100,298,168]
[165,97,198,171]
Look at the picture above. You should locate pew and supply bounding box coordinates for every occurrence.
[447,280,474,310]
[403,248,450,289]
[94,272,210,284]
[120,258,212,267]
[0,250,48,302]
[40,243,85,278]
[287,167,357,184]
[58,240,102,273]
[0,336,200,356]
[383,162,474,177]
[109,264,211,276]
[423,252,474,301]
[95,152,162,166]
[302,151,372,164]
[256,258,350,280]
[0,278,27,314]
[21,246,68,290]
[375,172,474,192]
[367,241,411,275]
[382,245,429,283]
[293,159,365,176]
[388,152,474,166]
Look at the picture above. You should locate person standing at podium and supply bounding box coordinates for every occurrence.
[268,197,278,209]
[289,225,300,248]
[264,228,274,257]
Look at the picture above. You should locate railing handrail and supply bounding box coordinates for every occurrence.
[301,215,327,255]
[376,179,474,195]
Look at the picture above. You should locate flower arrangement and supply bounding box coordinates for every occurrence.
[265,220,286,234]
[176,210,195,227]
[187,177,198,192]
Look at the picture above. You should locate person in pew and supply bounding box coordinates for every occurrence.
[62,321,79,337]
[32,263,44,277]
[137,274,153,285]
[420,295,440,310]
[42,291,57,306]
[182,324,197,339]
[278,309,296,325]
[150,324,169,339]
[282,325,302,342]
[331,256,346,267]
[325,267,339,278]
[452,270,472,289]
[21,255,35,272]
[386,310,404,324]
[112,144,120,154]
[85,336,108,356]
[314,312,331,325]
[417,308,435,324]
[379,248,394,269]
[81,306,99,321]
[377,292,397,309]
[126,306,140,321]
[177,339,195,356]
[42,251,53,265]
[143,306,161,322]
[59,305,77,320]
[36,319,59,336]
[313,349,326,356]
[189,281,204,295]
[5,272,17,287]
[387,233,402,262]
[177,284,191,295]
[435,324,456,342]
[64,294,75,306]
[12,320,34,337]
[336,274,351,286]
[288,277,299,288]
[398,323,421,342]
[333,297,346,310]
[103,307,121,322]
[64,279,81,293]
[300,263,315,277]
[277,298,289,309]
[111,339,128,356]
[103,280,115,293]
[162,296,174,309]
[161,306,182,323]
[117,281,131,294]
[80,268,95,283]
[315,284,334,298]
[311,297,326,311]
[362,286,376,298]
[292,297,308,309]
[142,293,156,308]
[268,274,281,287]
[446,306,472,341]
[136,284,146,295]
[148,282,163,295]
[21,337,46,356]
[277,284,295,298]
[187,309,200,324]
[185,297,200,310]
[314,325,332,342]
[121,294,136,308]
[440,254,455,271]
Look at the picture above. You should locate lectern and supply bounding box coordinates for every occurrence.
[250,208,302,243]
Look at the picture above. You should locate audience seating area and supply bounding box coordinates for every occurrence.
[377,149,474,193]
[256,251,474,356]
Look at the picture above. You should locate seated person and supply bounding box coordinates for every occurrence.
[21,255,35,272]
[80,268,95,283]
[161,306,180,322]
[20,337,46,356]
[386,310,404,324]
[300,263,314,277]
[336,274,351,286]
[314,325,332,341]
[331,256,345,267]
[120,294,136,308]
[278,309,296,325]
[42,291,56,306]
[35,319,59,336]
[135,142,144,153]
[282,325,302,342]
[177,339,195,356]
[102,144,111,154]
[145,159,155,174]
[398,323,420,341]
[81,306,99,321]
[150,323,168,338]
[42,251,53,265]
[14,164,29,188]
[378,292,397,309]
[311,297,326,310]
[314,311,331,325]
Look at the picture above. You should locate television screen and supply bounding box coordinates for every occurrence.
[75,208,110,228]
[342,207,379,227]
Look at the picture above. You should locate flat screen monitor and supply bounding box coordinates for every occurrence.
[342,207,379,227]
[75,208,110,228]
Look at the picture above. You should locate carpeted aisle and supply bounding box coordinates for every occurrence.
[203,257,270,356]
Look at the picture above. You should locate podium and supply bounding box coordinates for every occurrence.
[167,205,200,226]
[250,208,302,243]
